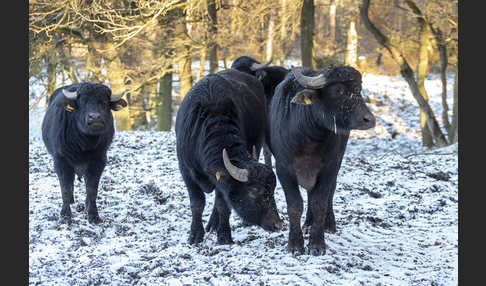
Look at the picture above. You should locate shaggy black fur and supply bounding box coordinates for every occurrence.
[42,82,127,224]
[269,66,376,255]
[230,56,290,166]
[231,56,289,104]
[175,69,283,245]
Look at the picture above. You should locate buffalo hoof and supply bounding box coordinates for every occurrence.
[287,239,305,255]
[324,223,336,234]
[60,205,72,224]
[216,237,234,245]
[88,214,102,224]
[324,214,336,233]
[188,224,205,245]
[307,243,327,256]
[287,244,305,255]
[188,232,204,245]
[216,232,233,245]
[59,215,72,225]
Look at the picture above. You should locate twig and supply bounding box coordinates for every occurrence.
[403,151,457,159]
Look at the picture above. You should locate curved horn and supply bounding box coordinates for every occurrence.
[62,89,78,100]
[110,91,125,102]
[222,148,249,182]
[250,59,273,71]
[292,67,327,89]
[252,146,258,160]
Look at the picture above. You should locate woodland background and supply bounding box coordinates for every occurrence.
[29,0,458,147]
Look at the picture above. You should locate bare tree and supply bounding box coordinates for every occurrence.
[328,0,337,55]
[301,0,315,68]
[344,19,358,67]
[360,0,449,147]
[208,0,219,73]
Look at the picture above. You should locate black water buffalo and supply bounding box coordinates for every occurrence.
[231,56,289,104]
[230,56,290,166]
[42,82,127,224]
[269,66,376,255]
[175,69,283,245]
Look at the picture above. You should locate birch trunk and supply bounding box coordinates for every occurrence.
[329,0,337,55]
[345,20,358,68]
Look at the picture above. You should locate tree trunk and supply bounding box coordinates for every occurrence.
[417,23,433,147]
[156,69,173,131]
[360,0,448,147]
[86,43,102,82]
[449,68,458,143]
[280,0,288,65]
[176,55,192,102]
[328,0,337,55]
[266,8,275,61]
[208,0,218,74]
[430,25,451,138]
[45,54,57,110]
[301,0,314,68]
[104,41,131,131]
[174,7,193,101]
[198,47,207,81]
[345,20,358,68]
[223,57,228,69]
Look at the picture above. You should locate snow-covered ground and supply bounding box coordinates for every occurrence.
[29,73,458,285]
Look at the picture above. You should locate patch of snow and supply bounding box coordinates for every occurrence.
[29,73,457,285]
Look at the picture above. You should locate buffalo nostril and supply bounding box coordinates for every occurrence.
[363,114,375,123]
[88,113,104,126]
[88,113,102,121]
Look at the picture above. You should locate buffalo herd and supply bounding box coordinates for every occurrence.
[41,56,375,255]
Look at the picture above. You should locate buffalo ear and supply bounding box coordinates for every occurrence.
[207,168,228,184]
[290,89,318,105]
[55,96,75,109]
[110,99,128,111]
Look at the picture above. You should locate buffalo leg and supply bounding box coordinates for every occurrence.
[84,159,105,224]
[303,190,313,234]
[307,184,330,255]
[182,175,206,244]
[276,163,304,254]
[54,156,75,223]
[324,182,337,234]
[214,191,233,244]
[305,187,337,234]
[205,196,219,232]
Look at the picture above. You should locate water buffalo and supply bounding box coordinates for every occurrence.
[230,56,290,167]
[42,82,127,224]
[175,69,283,245]
[269,66,376,255]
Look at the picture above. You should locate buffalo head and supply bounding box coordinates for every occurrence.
[231,56,272,80]
[213,148,283,232]
[58,83,127,135]
[290,66,375,133]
